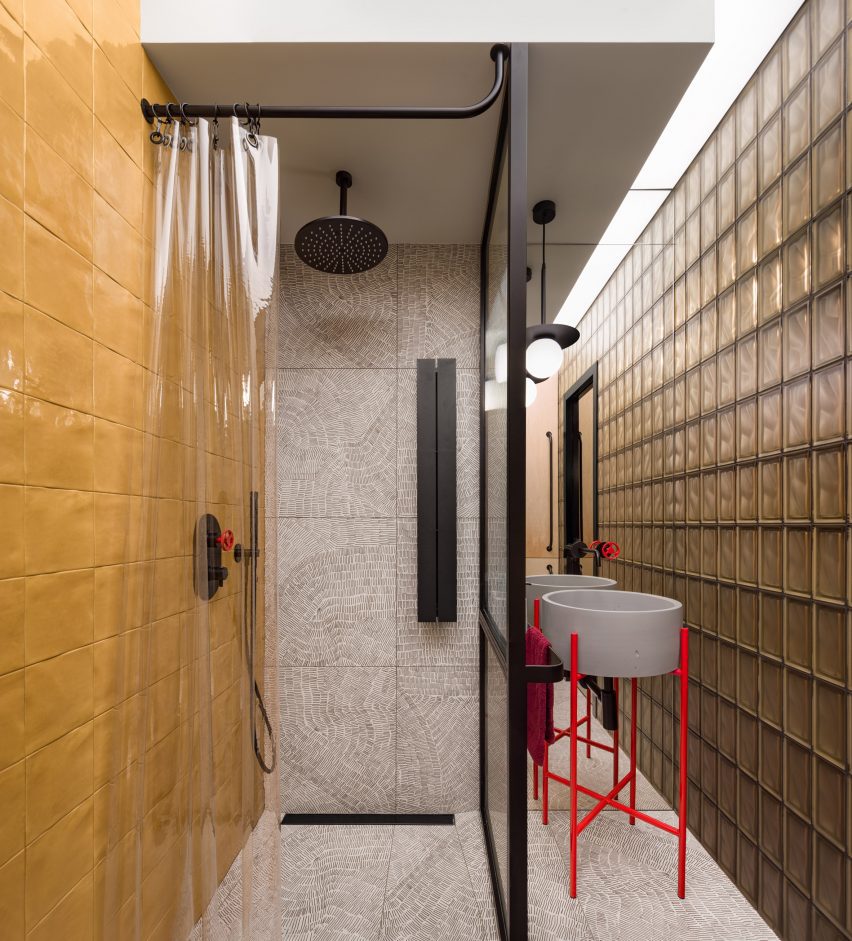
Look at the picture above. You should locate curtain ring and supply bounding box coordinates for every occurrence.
[179,102,198,127]
[245,102,260,149]
[211,103,220,150]
[165,102,179,123]
[149,116,164,145]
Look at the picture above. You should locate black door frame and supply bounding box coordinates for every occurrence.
[562,364,598,573]
[479,42,528,941]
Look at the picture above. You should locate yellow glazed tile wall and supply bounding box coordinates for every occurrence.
[558,1,852,937]
[0,1,263,937]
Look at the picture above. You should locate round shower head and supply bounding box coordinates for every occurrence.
[295,170,388,275]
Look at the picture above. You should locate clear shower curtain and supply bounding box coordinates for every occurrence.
[99,117,281,940]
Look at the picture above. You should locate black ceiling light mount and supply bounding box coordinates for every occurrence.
[526,199,580,383]
[294,170,389,275]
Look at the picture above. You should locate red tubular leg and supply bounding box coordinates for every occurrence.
[586,687,592,759]
[533,761,539,800]
[629,677,637,825]
[678,627,689,899]
[570,632,579,898]
[612,679,619,789]
[542,741,549,824]
[534,597,540,629]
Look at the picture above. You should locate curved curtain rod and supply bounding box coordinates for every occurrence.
[141,43,509,124]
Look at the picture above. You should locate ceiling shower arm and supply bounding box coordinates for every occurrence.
[140,44,509,124]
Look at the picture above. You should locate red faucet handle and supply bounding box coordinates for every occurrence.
[600,541,620,559]
[217,530,235,552]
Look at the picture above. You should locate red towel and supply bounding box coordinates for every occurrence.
[526,626,555,766]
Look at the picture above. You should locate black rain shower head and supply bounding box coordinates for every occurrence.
[294,170,388,275]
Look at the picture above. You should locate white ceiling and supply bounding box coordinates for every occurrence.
[144,38,711,320]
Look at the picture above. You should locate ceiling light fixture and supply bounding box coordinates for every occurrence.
[526,200,579,382]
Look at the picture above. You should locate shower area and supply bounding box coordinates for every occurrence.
[97,116,283,938]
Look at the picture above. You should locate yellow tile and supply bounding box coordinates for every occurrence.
[24,0,92,107]
[0,388,24,483]
[23,306,93,412]
[93,47,142,169]
[0,852,24,940]
[26,722,93,841]
[93,417,138,495]
[24,38,93,185]
[0,5,23,114]
[24,397,93,490]
[93,194,142,297]
[0,292,23,391]
[115,0,139,37]
[27,870,93,941]
[93,121,143,234]
[0,195,23,299]
[93,342,139,426]
[92,0,143,96]
[0,99,23,206]
[24,218,93,336]
[94,491,132,566]
[25,797,92,927]
[24,486,93,575]
[25,568,93,663]
[65,0,92,31]
[0,484,24,579]
[25,646,93,753]
[0,669,24,769]
[93,269,141,363]
[0,578,24,675]
[24,131,93,261]
[0,761,23,867]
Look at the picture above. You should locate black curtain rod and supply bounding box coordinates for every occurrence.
[141,44,508,124]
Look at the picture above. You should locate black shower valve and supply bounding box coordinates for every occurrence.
[211,565,228,587]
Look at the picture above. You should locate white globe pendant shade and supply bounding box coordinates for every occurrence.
[526,336,563,379]
[525,376,537,407]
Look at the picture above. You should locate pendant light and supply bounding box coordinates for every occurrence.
[526,200,579,382]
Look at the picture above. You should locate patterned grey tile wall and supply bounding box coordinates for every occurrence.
[278,247,399,369]
[396,667,478,813]
[280,666,397,814]
[277,369,396,518]
[277,244,480,814]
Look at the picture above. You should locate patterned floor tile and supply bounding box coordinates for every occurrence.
[528,686,670,813]
[455,812,501,941]
[541,811,778,941]
[281,824,394,940]
[379,825,483,941]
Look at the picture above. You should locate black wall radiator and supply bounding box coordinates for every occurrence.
[416,358,457,622]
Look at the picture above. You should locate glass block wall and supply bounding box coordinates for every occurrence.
[558,1,852,937]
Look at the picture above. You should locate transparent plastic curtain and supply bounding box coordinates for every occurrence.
[99,117,281,941]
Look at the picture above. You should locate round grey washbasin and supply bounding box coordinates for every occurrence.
[540,589,683,678]
[525,574,616,625]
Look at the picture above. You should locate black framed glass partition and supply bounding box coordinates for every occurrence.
[480,42,528,941]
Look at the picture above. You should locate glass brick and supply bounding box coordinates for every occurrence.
[813,283,845,365]
[783,80,811,166]
[814,120,844,213]
[783,228,811,307]
[759,113,782,193]
[783,154,811,237]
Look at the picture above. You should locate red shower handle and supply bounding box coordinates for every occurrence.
[589,540,620,559]
[217,530,235,552]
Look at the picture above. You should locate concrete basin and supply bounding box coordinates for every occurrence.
[525,574,616,625]
[540,589,683,677]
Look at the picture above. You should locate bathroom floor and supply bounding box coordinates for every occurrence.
[280,712,777,941]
